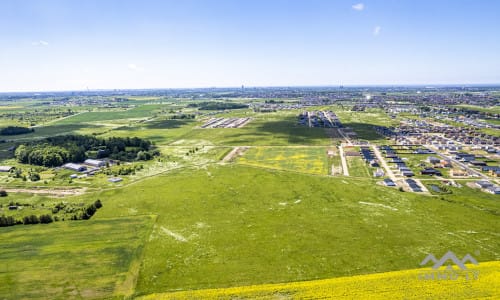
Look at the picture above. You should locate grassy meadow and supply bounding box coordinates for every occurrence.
[76,165,500,296]
[138,260,500,299]
[0,215,155,299]
[0,97,499,299]
[236,146,330,175]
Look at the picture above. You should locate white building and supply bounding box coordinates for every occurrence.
[84,159,106,167]
[63,163,87,172]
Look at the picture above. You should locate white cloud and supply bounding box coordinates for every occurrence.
[373,26,381,36]
[352,3,365,11]
[127,63,144,72]
[32,40,49,46]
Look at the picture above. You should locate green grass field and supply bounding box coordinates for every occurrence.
[178,113,331,146]
[237,146,330,175]
[0,98,499,299]
[346,156,371,178]
[54,105,165,124]
[68,165,500,296]
[0,215,155,299]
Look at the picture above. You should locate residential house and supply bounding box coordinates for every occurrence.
[421,168,442,176]
[486,185,500,194]
[475,180,493,189]
[383,178,396,186]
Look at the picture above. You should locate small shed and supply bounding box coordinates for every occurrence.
[0,166,14,172]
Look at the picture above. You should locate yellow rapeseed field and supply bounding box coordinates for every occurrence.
[237,146,329,175]
[137,261,499,299]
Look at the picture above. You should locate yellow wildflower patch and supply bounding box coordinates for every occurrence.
[137,261,500,299]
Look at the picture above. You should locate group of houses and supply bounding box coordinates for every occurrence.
[375,119,499,156]
[475,180,500,195]
[406,178,423,192]
[359,147,380,167]
[298,111,343,128]
[201,117,252,129]
[379,145,415,177]
[454,153,500,173]
[427,156,452,168]
[399,121,498,151]
[481,166,500,177]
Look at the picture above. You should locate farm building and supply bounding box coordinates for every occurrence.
[84,159,106,167]
[0,166,14,172]
[108,177,123,183]
[63,163,87,172]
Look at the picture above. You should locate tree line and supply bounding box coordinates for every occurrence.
[14,134,159,167]
[0,199,103,227]
[0,126,34,135]
[187,102,248,110]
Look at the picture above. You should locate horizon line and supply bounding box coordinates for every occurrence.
[2,83,500,94]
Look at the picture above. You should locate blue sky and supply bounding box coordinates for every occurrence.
[1,0,500,91]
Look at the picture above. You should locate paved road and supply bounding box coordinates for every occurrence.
[371,145,397,181]
[337,128,352,145]
[428,145,489,179]
[338,144,349,176]
[220,147,246,163]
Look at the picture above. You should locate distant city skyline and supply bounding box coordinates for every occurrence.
[1,0,500,92]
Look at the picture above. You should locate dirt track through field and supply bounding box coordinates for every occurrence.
[1,187,86,196]
[221,147,248,163]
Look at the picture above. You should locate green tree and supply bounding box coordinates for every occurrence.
[94,199,102,209]
[39,214,53,224]
[29,173,40,182]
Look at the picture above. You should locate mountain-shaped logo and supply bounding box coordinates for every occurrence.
[420,251,478,270]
